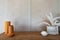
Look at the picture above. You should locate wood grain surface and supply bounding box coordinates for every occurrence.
[0,32,60,40]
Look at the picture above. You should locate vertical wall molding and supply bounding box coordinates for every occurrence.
[27,0,31,31]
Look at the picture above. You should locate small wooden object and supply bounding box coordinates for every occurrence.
[7,25,14,37]
[5,21,11,34]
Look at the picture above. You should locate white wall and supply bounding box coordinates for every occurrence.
[7,0,30,31]
[0,0,60,33]
[0,0,8,33]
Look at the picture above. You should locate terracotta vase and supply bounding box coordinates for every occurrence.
[5,21,11,34]
[9,25,14,33]
[7,25,14,37]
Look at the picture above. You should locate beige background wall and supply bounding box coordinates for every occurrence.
[0,0,60,33]
[31,0,60,31]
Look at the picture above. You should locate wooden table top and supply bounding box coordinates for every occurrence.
[0,32,60,40]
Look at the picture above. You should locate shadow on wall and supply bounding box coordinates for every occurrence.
[12,18,48,31]
[53,13,60,17]
[39,24,47,31]
[56,13,60,17]
[12,17,29,32]
[13,18,44,31]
